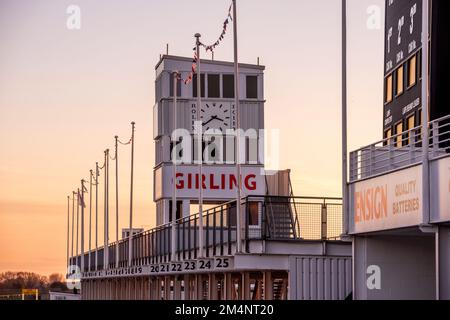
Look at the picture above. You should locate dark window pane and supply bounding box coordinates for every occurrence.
[169,200,182,222]
[208,74,220,98]
[246,75,258,99]
[193,74,205,97]
[248,202,259,225]
[223,74,235,98]
[169,72,181,97]
[228,203,237,227]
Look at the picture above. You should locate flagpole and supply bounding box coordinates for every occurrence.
[89,170,93,271]
[81,179,86,273]
[171,72,178,262]
[67,195,70,272]
[95,162,99,270]
[420,2,433,297]
[128,122,136,267]
[341,0,349,237]
[232,0,242,253]
[76,188,79,267]
[421,0,430,227]
[114,136,119,268]
[195,33,204,258]
[104,150,108,269]
[71,191,75,266]
[106,149,110,269]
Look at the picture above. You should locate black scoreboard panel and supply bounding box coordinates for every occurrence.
[383,0,423,134]
[430,1,450,122]
[383,0,450,142]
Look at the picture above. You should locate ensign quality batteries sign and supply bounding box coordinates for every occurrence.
[349,165,422,234]
[154,165,265,201]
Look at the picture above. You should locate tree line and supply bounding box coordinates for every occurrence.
[0,272,69,293]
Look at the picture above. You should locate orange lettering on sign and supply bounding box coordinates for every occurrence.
[354,185,388,224]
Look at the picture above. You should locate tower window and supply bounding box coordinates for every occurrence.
[246,75,258,99]
[207,74,220,98]
[396,65,404,96]
[407,55,417,88]
[385,74,393,103]
[223,74,235,98]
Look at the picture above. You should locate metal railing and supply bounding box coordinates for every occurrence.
[71,196,343,272]
[350,114,450,183]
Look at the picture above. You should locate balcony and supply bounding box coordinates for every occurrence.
[348,114,450,235]
[350,114,450,183]
[70,196,343,273]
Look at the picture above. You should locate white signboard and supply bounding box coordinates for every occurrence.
[431,157,450,223]
[154,165,265,201]
[82,257,234,279]
[350,165,423,234]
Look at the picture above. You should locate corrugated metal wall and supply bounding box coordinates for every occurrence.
[290,256,352,300]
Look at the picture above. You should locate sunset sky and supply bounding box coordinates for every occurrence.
[0,0,384,276]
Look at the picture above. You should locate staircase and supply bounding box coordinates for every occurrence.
[264,170,300,240]
[264,197,297,239]
[272,279,286,300]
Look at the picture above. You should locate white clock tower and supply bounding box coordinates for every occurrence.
[153,55,266,225]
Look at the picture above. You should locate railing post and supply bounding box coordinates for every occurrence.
[410,129,416,163]
[206,211,210,257]
[389,139,395,170]
[369,144,375,176]
[227,205,232,255]
[194,216,197,259]
[245,199,249,253]
[349,151,354,182]
[213,208,217,257]
[177,221,181,261]
[321,200,327,241]
[182,219,186,260]
[261,200,267,239]
[188,218,192,260]
[151,231,155,265]
[166,225,170,263]
[171,221,176,262]
[220,205,224,256]
[432,122,439,158]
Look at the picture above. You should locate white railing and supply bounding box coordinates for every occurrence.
[350,114,450,183]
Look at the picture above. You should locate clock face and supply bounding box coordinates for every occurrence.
[191,102,235,132]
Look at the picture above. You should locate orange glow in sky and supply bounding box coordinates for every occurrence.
[0,0,384,276]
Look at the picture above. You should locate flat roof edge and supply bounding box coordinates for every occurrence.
[155,54,265,71]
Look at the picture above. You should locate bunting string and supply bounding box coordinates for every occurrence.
[179,52,198,85]
[199,3,233,53]
[178,2,233,85]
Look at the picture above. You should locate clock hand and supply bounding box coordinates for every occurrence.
[202,117,215,126]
